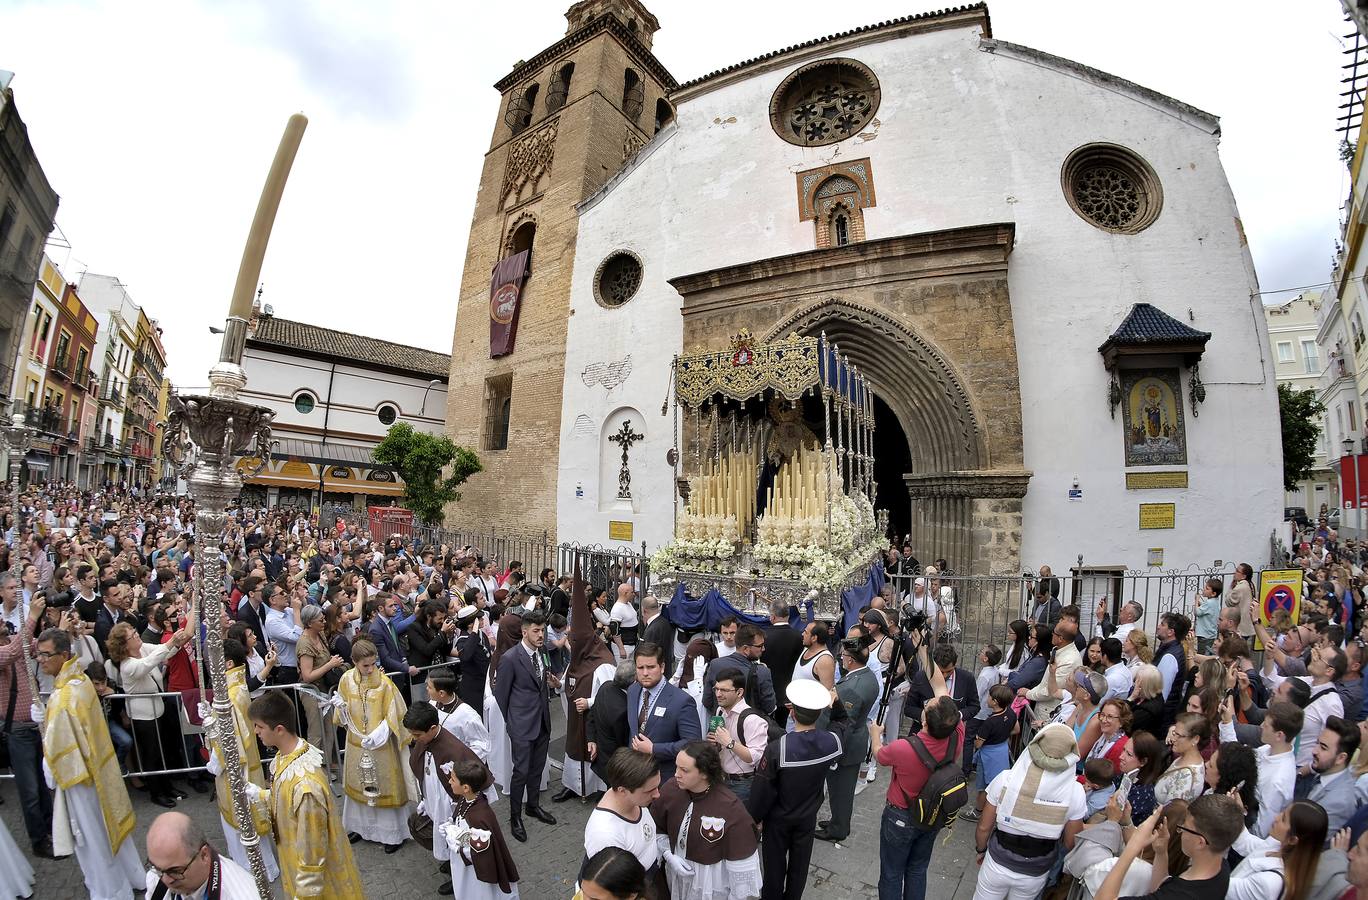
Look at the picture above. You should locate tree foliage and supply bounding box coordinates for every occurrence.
[1278,382,1326,492]
[372,423,482,525]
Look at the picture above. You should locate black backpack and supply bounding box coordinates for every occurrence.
[737,706,785,743]
[898,733,967,830]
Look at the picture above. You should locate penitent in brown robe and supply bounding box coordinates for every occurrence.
[566,556,616,765]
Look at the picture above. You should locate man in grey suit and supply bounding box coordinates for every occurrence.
[627,641,702,782]
[494,609,560,842]
[1299,716,1359,840]
[816,636,878,843]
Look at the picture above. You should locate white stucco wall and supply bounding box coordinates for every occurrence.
[239,347,448,450]
[557,21,1282,570]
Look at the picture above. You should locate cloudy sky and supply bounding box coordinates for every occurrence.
[0,0,1353,384]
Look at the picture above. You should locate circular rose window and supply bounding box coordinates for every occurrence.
[769,58,881,147]
[594,251,644,308]
[1061,143,1163,234]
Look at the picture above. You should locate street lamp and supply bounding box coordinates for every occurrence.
[418,377,443,416]
[160,115,305,899]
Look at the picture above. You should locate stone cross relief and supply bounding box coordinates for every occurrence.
[608,420,643,499]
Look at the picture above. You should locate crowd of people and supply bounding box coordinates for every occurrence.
[9,485,1368,900]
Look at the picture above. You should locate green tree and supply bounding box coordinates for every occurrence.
[372,423,482,525]
[1278,382,1326,492]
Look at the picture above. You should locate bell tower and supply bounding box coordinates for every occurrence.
[444,1,676,536]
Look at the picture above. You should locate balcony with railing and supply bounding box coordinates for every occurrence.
[0,242,40,287]
[12,402,76,439]
[70,365,91,391]
[48,353,71,381]
[97,383,124,410]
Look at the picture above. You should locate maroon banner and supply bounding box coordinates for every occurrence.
[1339,454,1368,508]
[489,250,530,358]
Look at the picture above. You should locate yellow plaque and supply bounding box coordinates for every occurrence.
[1126,471,1188,490]
[608,520,634,542]
[1138,503,1176,530]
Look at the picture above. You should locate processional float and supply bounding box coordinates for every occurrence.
[160,115,307,899]
[651,329,887,621]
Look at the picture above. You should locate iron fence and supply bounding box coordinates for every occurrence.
[885,565,1237,666]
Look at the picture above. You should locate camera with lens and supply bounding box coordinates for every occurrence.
[899,601,929,635]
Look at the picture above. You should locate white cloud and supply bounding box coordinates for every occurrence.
[0,0,1348,384]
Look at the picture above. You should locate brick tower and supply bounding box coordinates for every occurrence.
[444,0,676,536]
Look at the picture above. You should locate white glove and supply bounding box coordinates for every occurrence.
[204,752,223,777]
[29,703,44,726]
[663,850,694,878]
[361,720,390,751]
[197,701,214,722]
[416,800,427,818]
[244,782,264,804]
[440,761,454,776]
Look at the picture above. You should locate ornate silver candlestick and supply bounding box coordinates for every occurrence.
[162,113,306,899]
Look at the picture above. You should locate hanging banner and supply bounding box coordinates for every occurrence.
[1339,455,1368,508]
[489,249,530,358]
[1255,568,1303,650]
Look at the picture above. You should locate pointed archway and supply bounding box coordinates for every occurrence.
[671,224,1031,574]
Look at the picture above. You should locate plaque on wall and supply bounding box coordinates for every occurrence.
[608,520,634,542]
[1119,368,1187,467]
[1138,503,1176,530]
[1125,471,1189,490]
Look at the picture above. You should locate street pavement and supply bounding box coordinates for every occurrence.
[0,702,988,898]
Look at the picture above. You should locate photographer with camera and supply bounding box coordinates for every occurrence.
[815,634,878,844]
[905,644,979,774]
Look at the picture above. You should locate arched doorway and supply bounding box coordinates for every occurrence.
[764,298,991,572]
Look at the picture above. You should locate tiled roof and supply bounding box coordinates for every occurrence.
[672,3,991,93]
[248,317,450,380]
[1103,303,1212,346]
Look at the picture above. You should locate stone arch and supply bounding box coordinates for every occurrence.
[762,297,986,475]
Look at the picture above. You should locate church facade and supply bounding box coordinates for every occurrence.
[448,1,1282,575]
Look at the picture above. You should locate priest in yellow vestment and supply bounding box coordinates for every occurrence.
[247,689,365,899]
[204,639,281,881]
[337,637,413,850]
[37,629,145,900]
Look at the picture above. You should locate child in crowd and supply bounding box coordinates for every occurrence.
[439,758,520,899]
[1083,757,1116,819]
[87,661,134,773]
[962,683,1016,821]
[546,613,570,683]
[1193,577,1222,656]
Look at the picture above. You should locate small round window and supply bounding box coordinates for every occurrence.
[377,405,398,426]
[294,392,316,414]
[594,251,643,308]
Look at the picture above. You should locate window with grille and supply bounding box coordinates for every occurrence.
[546,63,574,112]
[483,374,513,451]
[622,69,643,121]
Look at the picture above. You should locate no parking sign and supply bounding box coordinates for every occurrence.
[1257,569,1303,645]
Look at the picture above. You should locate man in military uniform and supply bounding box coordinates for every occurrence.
[816,637,878,844]
[747,680,843,900]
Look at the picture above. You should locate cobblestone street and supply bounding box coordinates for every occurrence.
[0,701,987,898]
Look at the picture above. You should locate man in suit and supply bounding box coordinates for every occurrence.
[586,660,635,786]
[367,591,418,700]
[703,623,776,717]
[233,575,267,649]
[904,642,980,767]
[494,609,559,842]
[816,637,878,843]
[94,581,136,653]
[1299,716,1359,838]
[639,595,675,677]
[627,641,701,782]
[761,600,802,727]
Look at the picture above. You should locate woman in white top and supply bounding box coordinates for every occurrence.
[105,616,194,808]
[1153,712,1209,806]
[1224,799,1328,900]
